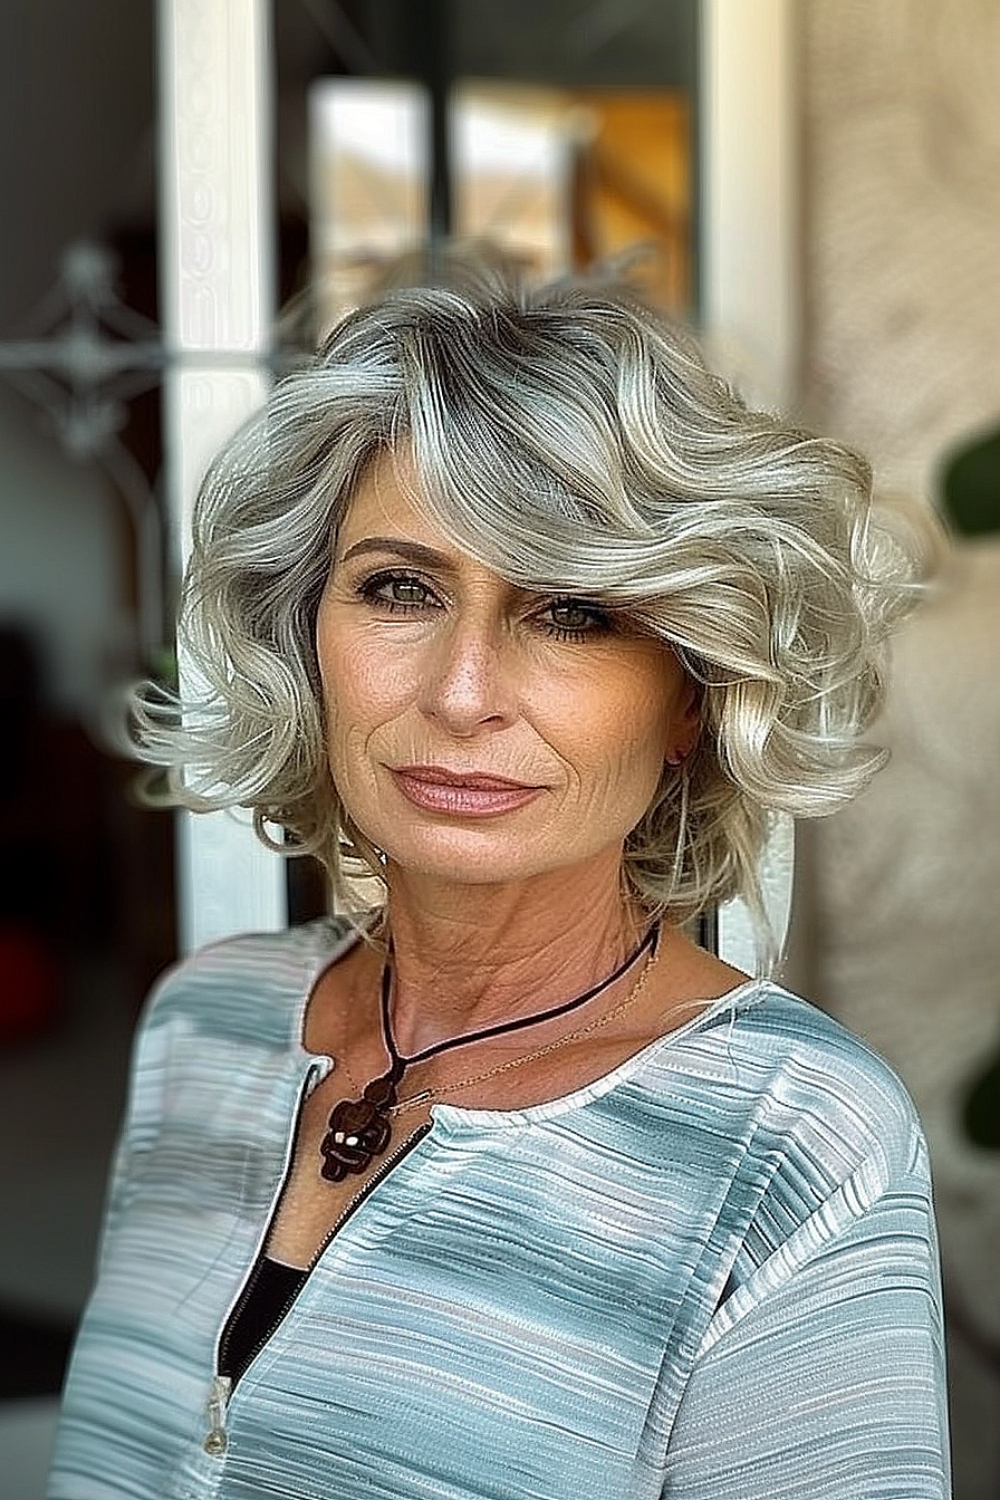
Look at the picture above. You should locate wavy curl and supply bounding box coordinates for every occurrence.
[131,260,927,951]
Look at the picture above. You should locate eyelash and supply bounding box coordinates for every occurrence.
[355,570,614,642]
[541,602,615,642]
[357,570,440,614]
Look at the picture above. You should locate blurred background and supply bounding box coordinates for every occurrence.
[1,2,998,1495]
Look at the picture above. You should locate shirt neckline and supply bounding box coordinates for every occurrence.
[430,977,767,1129]
[294,917,768,1131]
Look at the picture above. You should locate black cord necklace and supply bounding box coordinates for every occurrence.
[319,924,659,1182]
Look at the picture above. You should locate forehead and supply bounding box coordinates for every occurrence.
[335,448,457,558]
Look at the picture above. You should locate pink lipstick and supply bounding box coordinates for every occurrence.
[389,765,543,817]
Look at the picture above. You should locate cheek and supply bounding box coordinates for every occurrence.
[316,621,425,811]
[318,618,408,728]
[317,622,369,779]
[539,664,671,806]
[592,722,668,815]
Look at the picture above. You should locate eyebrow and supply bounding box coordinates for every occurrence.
[337,537,455,570]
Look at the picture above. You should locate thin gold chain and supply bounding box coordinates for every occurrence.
[338,1046,364,1094]
[388,931,663,1116]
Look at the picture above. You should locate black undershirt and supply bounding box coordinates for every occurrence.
[218,1256,309,1387]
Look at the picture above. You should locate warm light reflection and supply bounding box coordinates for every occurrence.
[309,79,690,330]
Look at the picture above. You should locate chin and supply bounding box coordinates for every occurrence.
[380,829,567,888]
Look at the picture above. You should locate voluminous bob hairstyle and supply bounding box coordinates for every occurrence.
[132,257,925,955]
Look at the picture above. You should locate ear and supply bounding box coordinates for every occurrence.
[665,673,702,766]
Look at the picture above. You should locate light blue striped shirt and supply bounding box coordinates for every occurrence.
[48,918,950,1499]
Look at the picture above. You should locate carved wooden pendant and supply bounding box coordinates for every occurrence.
[319,1063,403,1182]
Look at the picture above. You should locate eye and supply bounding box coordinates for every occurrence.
[357,570,442,613]
[535,598,614,641]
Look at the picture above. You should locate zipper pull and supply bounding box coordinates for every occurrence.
[203,1374,232,1456]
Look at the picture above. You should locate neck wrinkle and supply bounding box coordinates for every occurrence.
[381,861,645,1059]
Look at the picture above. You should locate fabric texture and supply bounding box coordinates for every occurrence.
[47,918,950,1500]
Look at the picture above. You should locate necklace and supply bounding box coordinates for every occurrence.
[319,924,660,1183]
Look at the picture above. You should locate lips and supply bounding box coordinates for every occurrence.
[392,765,537,790]
[389,764,544,816]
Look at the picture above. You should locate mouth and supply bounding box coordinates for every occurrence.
[389,764,545,817]
[392,765,538,790]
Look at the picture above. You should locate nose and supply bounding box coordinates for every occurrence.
[417,612,518,736]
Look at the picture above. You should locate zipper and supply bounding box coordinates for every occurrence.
[216,1123,432,1398]
[203,1375,232,1456]
[201,1079,432,1457]
[202,1059,327,1457]
[307,1119,433,1271]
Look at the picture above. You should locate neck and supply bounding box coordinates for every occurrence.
[380,849,648,1056]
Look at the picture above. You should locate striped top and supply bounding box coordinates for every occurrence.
[47,918,950,1500]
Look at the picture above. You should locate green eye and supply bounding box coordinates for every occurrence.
[538,599,613,640]
[385,578,430,604]
[357,570,440,612]
[549,602,596,631]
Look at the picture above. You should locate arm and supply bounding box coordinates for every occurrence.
[662,1134,950,1500]
[46,979,174,1499]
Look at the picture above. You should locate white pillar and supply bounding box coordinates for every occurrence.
[700,0,798,971]
[700,0,800,408]
[158,0,286,951]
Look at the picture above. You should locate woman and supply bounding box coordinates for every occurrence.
[48,263,950,1499]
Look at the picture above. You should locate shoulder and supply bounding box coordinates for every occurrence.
[637,979,928,1192]
[731,982,923,1155]
[138,915,360,1052]
[680,989,946,1366]
[651,984,938,1313]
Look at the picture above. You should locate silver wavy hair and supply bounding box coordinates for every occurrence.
[132,260,924,943]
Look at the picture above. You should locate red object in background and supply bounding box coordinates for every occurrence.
[0,924,60,1044]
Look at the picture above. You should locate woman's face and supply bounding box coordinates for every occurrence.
[315,450,699,889]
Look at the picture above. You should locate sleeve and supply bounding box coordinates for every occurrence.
[45,977,175,1499]
[84,976,173,1269]
[661,1131,951,1500]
